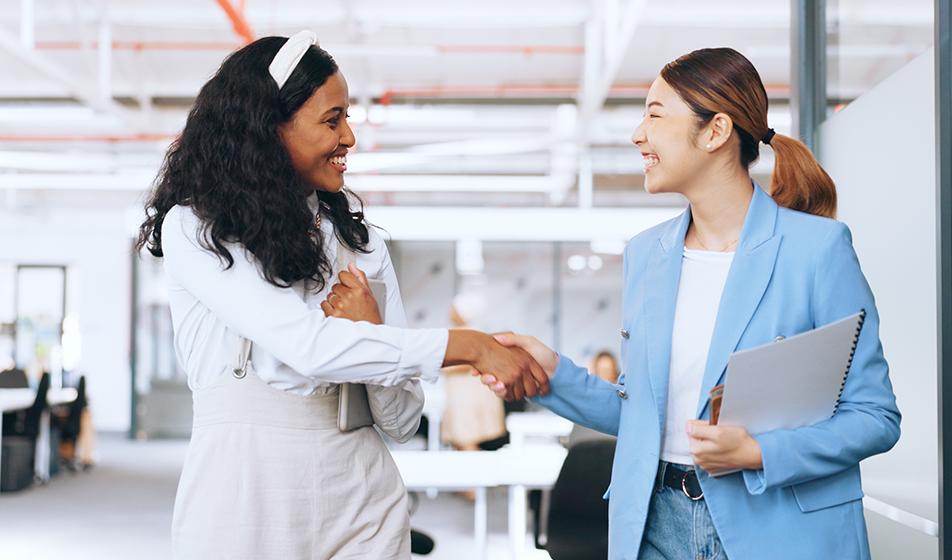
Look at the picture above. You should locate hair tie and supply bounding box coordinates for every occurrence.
[761,128,776,145]
[269,30,318,90]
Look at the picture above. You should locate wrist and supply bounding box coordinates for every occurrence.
[743,435,764,470]
[443,330,489,367]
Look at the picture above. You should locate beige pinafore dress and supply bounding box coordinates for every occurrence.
[171,248,411,559]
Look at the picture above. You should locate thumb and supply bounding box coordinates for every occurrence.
[347,262,369,287]
[493,332,517,346]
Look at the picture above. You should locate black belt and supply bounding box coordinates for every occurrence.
[657,461,704,501]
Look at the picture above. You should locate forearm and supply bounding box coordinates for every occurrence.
[532,355,621,435]
[744,405,900,493]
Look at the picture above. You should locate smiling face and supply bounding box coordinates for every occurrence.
[630,76,712,196]
[279,72,355,193]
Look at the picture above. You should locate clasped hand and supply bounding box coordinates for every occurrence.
[321,266,551,400]
[320,263,382,325]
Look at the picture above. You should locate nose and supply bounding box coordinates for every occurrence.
[340,118,357,149]
[631,118,647,146]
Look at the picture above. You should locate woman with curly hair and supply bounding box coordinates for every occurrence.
[137,31,548,559]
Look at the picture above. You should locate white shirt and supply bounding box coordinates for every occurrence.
[661,248,734,466]
[160,197,449,439]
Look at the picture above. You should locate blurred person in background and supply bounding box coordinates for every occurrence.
[590,350,620,384]
[439,293,507,500]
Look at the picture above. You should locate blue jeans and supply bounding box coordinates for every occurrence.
[638,463,728,560]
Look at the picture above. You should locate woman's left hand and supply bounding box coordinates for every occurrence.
[320,263,383,325]
[686,420,763,475]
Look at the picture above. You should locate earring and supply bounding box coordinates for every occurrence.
[706,143,712,150]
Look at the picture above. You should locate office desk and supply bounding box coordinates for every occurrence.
[505,411,574,447]
[393,444,567,560]
[0,387,77,485]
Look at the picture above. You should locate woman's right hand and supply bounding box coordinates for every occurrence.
[479,333,558,398]
[443,330,550,401]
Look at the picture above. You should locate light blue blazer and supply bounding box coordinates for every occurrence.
[535,183,901,560]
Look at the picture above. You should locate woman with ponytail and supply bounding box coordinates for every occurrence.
[479,48,900,559]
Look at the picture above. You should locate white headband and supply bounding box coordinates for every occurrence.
[268,30,318,90]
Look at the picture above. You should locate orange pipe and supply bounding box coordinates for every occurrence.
[214,0,255,44]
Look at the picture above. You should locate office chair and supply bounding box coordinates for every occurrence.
[52,375,87,470]
[541,439,615,560]
[1,368,31,439]
[1,372,50,492]
[0,368,29,388]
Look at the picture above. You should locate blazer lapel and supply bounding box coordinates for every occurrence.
[696,184,782,418]
[643,207,691,424]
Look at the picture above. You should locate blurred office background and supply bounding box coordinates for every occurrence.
[0,0,948,559]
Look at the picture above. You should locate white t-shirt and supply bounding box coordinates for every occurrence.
[660,248,734,466]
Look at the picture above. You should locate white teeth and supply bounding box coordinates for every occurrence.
[330,156,347,165]
[643,155,659,168]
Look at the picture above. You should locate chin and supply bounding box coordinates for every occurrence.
[312,179,346,193]
[643,177,666,194]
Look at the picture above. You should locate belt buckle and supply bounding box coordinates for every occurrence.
[681,471,703,501]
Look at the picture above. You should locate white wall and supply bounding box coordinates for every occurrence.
[818,49,937,558]
[0,206,133,432]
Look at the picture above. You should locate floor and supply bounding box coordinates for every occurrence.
[0,433,553,560]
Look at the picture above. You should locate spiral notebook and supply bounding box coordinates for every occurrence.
[713,309,866,440]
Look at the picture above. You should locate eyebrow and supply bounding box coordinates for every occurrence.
[322,107,347,118]
[647,101,664,109]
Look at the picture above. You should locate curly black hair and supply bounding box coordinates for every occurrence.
[136,36,369,291]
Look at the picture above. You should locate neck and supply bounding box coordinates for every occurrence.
[683,165,753,251]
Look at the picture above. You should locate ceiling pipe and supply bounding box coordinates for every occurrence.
[377,83,790,103]
[34,41,584,55]
[214,0,255,45]
[0,133,173,142]
[19,0,34,49]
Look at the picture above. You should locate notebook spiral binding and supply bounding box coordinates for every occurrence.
[833,309,867,415]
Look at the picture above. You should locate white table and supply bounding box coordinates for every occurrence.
[393,444,567,560]
[506,411,574,447]
[0,387,77,485]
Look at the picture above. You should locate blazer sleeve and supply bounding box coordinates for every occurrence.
[530,243,632,435]
[742,222,901,494]
[531,356,623,436]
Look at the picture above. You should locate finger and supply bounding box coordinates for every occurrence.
[511,380,525,401]
[526,356,550,396]
[690,439,717,456]
[331,284,349,298]
[347,263,370,288]
[480,374,498,386]
[493,332,524,348]
[686,420,717,441]
[338,270,362,289]
[521,371,538,398]
[320,301,336,315]
[492,382,506,395]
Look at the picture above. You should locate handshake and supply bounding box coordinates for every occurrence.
[321,264,557,400]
